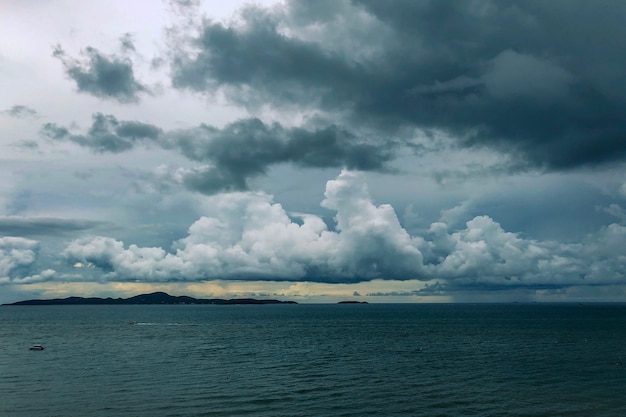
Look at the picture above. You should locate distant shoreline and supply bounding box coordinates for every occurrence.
[2,291,298,306]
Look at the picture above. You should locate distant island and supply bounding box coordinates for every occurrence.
[3,291,298,306]
[338,300,369,304]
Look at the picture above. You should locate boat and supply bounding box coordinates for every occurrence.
[29,345,44,351]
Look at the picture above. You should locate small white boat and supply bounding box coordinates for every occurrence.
[29,345,44,351]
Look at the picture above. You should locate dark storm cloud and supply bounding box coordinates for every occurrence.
[169,118,393,193]
[42,114,391,194]
[170,7,364,109]
[169,0,626,170]
[0,217,104,238]
[181,166,246,194]
[3,105,38,118]
[41,113,161,153]
[53,43,148,103]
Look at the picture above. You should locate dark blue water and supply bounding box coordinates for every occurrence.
[2,303,626,416]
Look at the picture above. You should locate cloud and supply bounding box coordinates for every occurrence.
[582,223,626,284]
[482,50,572,101]
[43,115,391,193]
[603,204,626,224]
[0,237,39,283]
[167,118,393,193]
[423,217,578,289]
[63,171,427,283]
[41,113,161,153]
[53,40,149,103]
[167,0,626,171]
[366,282,447,297]
[3,269,56,285]
[119,33,136,53]
[2,105,38,119]
[57,170,626,290]
[0,217,104,238]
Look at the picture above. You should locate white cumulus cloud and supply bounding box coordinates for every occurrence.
[59,171,626,291]
[0,237,39,283]
[63,170,427,282]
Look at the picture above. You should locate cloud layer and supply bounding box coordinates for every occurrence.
[0,217,104,238]
[4,1,626,303]
[169,0,626,170]
[63,171,425,282]
[42,114,392,193]
[60,171,626,290]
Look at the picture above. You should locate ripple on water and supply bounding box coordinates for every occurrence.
[2,304,626,416]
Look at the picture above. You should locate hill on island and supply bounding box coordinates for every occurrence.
[3,292,297,306]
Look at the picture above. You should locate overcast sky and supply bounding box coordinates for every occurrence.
[2,0,626,304]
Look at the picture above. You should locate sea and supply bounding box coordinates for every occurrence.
[1,303,626,416]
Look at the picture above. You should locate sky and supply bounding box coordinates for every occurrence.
[1,0,626,304]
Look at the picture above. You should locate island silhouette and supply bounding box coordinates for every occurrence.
[4,291,297,306]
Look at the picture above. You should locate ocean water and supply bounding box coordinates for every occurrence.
[1,303,626,416]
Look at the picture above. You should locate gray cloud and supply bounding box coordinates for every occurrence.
[119,33,136,53]
[0,217,105,238]
[41,113,161,153]
[43,115,391,193]
[168,118,393,193]
[180,165,248,194]
[170,6,364,110]
[53,42,148,103]
[13,140,40,151]
[168,0,626,171]
[367,282,448,297]
[3,105,38,119]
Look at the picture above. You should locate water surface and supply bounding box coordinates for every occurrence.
[2,303,626,416]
